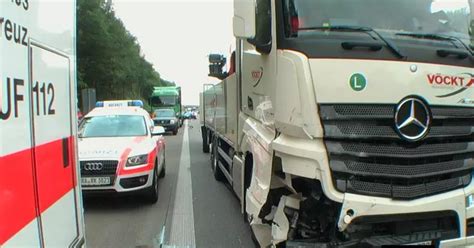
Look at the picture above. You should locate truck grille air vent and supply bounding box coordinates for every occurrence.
[320,104,474,199]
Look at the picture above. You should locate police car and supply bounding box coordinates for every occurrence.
[78,100,166,203]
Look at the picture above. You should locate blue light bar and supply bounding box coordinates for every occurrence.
[128,100,144,107]
[96,100,143,108]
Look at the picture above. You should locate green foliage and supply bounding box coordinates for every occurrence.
[77,0,175,104]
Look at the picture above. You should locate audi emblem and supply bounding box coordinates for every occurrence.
[84,162,104,171]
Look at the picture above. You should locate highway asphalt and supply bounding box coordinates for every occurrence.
[83,120,254,248]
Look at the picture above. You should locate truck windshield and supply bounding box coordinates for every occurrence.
[150,95,177,106]
[79,115,147,138]
[155,109,175,117]
[283,0,472,41]
[280,0,473,63]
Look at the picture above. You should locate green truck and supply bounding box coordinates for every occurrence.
[149,86,183,127]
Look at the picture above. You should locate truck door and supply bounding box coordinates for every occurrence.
[29,41,80,247]
[241,0,275,119]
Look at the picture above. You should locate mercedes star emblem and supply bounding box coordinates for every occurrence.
[394,97,431,142]
[84,162,104,171]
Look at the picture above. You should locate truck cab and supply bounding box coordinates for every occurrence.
[149,86,183,127]
[202,0,474,246]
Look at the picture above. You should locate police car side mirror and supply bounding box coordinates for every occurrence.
[152,126,166,136]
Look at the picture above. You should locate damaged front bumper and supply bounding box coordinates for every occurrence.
[284,237,474,248]
[272,134,474,247]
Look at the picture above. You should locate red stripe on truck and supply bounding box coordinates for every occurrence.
[0,148,37,245]
[35,137,76,213]
[0,137,76,245]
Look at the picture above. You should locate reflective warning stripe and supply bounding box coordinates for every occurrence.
[133,136,146,144]
[35,136,76,212]
[0,136,76,245]
[118,148,157,176]
[0,147,37,245]
[117,147,133,173]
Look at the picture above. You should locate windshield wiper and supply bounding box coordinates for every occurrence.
[396,32,473,56]
[299,25,406,59]
[299,26,372,32]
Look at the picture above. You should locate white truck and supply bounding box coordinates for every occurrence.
[201,0,474,247]
[1,1,86,247]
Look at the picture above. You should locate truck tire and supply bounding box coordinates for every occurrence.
[202,128,210,153]
[173,128,178,135]
[203,141,210,153]
[144,166,159,203]
[211,138,225,182]
[243,153,253,223]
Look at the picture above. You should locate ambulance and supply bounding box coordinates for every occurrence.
[1,0,86,247]
[78,100,166,203]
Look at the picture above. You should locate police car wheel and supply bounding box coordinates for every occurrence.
[159,157,166,178]
[145,166,159,203]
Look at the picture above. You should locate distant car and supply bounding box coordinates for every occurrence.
[182,111,197,120]
[153,108,179,135]
[78,100,166,203]
[191,111,197,119]
[183,111,192,119]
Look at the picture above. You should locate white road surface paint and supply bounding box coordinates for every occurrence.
[166,122,196,247]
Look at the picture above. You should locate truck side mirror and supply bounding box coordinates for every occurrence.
[208,54,228,80]
[470,20,474,36]
[233,0,256,39]
[468,1,473,36]
[248,0,272,54]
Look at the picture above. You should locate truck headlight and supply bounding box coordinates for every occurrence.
[126,154,148,167]
[170,119,176,124]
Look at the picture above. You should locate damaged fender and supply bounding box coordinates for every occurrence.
[272,195,301,245]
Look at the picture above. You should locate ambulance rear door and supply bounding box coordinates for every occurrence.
[0,1,84,247]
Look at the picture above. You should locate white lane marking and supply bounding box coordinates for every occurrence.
[167,122,196,247]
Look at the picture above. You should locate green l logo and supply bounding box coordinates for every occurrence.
[350,73,367,91]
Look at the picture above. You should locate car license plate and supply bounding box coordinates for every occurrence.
[81,177,110,186]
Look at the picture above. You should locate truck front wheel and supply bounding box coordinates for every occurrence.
[211,138,225,181]
[243,153,253,223]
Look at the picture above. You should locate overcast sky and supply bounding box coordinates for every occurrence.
[113,0,234,105]
[112,0,469,105]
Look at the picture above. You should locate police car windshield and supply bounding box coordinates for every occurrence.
[79,115,147,138]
